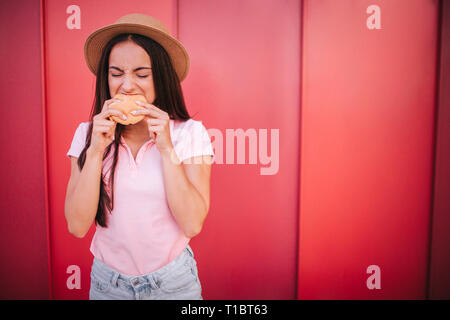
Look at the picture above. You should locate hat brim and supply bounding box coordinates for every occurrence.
[84,23,190,82]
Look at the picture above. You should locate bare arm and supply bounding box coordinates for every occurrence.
[64,148,103,238]
[160,149,212,238]
[64,98,126,238]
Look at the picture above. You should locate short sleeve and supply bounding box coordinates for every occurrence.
[66,122,89,158]
[172,120,215,163]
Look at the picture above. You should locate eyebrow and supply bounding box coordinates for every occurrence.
[109,66,152,72]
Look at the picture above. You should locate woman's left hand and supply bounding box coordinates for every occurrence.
[131,101,174,153]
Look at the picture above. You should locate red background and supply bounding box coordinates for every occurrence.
[0,0,449,300]
[298,0,438,299]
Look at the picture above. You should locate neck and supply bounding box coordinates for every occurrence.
[122,120,150,141]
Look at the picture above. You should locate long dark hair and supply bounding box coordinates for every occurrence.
[77,33,191,227]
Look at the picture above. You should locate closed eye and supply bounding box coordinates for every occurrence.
[111,74,149,78]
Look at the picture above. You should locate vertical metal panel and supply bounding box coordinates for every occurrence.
[0,0,50,299]
[179,0,301,299]
[429,0,450,300]
[298,0,439,299]
[44,0,177,299]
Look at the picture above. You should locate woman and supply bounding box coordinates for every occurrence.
[64,13,214,300]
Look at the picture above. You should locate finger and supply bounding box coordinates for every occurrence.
[105,129,115,138]
[130,108,162,118]
[148,125,164,133]
[104,108,128,120]
[135,101,167,116]
[101,98,122,113]
[95,118,117,126]
[146,118,165,126]
[97,102,122,121]
[93,125,112,134]
[93,123,113,130]
[149,129,157,140]
[135,101,163,111]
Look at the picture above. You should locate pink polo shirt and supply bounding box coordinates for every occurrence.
[66,119,214,276]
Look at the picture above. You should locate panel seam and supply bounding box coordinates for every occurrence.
[425,0,444,300]
[40,0,53,300]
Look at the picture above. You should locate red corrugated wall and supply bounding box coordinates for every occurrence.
[178,0,301,299]
[429,0,450,300]
[44,0,300,300]
[0,0,50,299]
[43,0,178,300]
[1,0,448,300]
[298,0,440,299]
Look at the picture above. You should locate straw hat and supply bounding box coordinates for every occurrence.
[84,13,190,82]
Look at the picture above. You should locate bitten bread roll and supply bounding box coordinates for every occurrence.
[109,94,148,125]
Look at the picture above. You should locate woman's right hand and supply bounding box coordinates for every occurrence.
[88,98,127,156]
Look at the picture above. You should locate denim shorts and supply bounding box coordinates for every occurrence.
[89,245,203,300]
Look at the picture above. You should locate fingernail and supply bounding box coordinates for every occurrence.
[136,101,143,105]
[130,110,136,115]
[122,115,127,119]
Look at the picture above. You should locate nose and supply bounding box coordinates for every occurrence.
[121,74,136,92]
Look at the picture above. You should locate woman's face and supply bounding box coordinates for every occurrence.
[108,40,156,103]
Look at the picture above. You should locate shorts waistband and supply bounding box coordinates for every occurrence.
[91,245,195,289]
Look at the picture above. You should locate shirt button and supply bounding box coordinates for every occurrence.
[133,279,139,285]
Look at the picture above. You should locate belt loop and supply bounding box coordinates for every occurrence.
[110,272,119,288]
[147,274,159,289]
[186,245,194,258]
